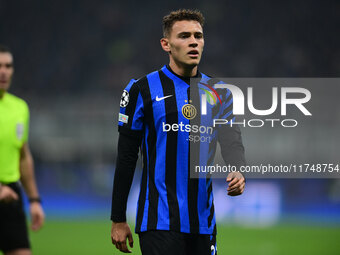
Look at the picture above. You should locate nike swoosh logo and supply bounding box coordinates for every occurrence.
[156,95,173,101]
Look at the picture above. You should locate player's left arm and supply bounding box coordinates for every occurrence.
[219,125,246,196]
[20,142,45,231]
[217,88,246,196]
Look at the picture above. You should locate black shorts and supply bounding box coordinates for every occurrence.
[138,230,217,255]
[0,182,30,252]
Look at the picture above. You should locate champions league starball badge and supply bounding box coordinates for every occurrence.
[120,90,129,108]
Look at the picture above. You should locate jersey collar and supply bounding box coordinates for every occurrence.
[161,65,201,86]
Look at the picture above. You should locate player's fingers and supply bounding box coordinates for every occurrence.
[235,180,245,191]
[228,182,245,195]
[128,232,134,248]
[240,182,245,193]
[119,241,132,253]
[227,178,237,188]
[228,182,243,194]
[227,178,240,190]
[116,241,121,251]
[111,236,116,245]
[226,172,235,182]
[112,240,119,250]
[111,235,119,246]
[227,187,239,194]
[236,178,245,188]
[229,178,245,190]
[228,191,239,196]
[228,188,242,196]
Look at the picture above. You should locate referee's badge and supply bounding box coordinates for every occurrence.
[120,90,129,107]
[16,123,24,140]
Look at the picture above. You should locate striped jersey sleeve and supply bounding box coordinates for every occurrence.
[118,79,144,137]
[216,83,246,168]
[219,86,234,122]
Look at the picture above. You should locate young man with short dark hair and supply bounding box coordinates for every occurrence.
[111,9,245,255]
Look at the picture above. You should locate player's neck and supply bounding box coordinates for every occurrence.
[169,61,198,77]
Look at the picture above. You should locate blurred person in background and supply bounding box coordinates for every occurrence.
[0,45,44,255]
[111,9,246,255]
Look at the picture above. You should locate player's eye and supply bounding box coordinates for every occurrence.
[5,64,13,68]
[195,33,203,39]
[179,33,190,38]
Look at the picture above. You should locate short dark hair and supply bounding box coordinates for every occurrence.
[162,9,205,37]
[0,44,11,54]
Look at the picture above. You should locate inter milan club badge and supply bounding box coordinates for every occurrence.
[182,100,197,120]
[16,123,24,140]
[120,90,129,108]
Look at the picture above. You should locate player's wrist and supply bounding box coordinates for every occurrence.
[29,197,42,204]
[111,214,127,223]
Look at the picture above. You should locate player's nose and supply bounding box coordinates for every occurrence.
[188,35,199,46]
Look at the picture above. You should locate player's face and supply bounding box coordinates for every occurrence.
[0,52,14,92]
[165,20,204,68]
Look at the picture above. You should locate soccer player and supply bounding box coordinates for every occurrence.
[111,9,245,255]
[0,45,45,255]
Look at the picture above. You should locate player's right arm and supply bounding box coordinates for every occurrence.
[111,80,144,253]
[111,132,142,253]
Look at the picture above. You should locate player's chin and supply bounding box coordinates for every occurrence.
[189,56,201,62]
[185,59,201,68]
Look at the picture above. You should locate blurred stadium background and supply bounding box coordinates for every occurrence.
[1,0,340,254]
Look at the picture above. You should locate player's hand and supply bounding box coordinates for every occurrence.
[0,185,19,202]
[30,202,45,231]
[226,171,245,196]
[111,222,134,253]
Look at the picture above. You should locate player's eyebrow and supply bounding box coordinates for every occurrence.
[177,32,191,37]
[177,31,203,37]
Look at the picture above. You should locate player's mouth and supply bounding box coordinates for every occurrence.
[188,50,199,58]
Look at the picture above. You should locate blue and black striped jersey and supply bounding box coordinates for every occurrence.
[115,65,244,234]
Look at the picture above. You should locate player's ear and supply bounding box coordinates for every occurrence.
[160,38,170,53]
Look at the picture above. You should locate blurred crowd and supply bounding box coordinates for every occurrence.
[1,0,339,222]
[0,0,339,97]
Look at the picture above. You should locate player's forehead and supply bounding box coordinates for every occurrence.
[170,20,203,36]
[0,52,13,65]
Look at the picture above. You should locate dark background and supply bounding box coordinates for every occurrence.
[1,0,339,244]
